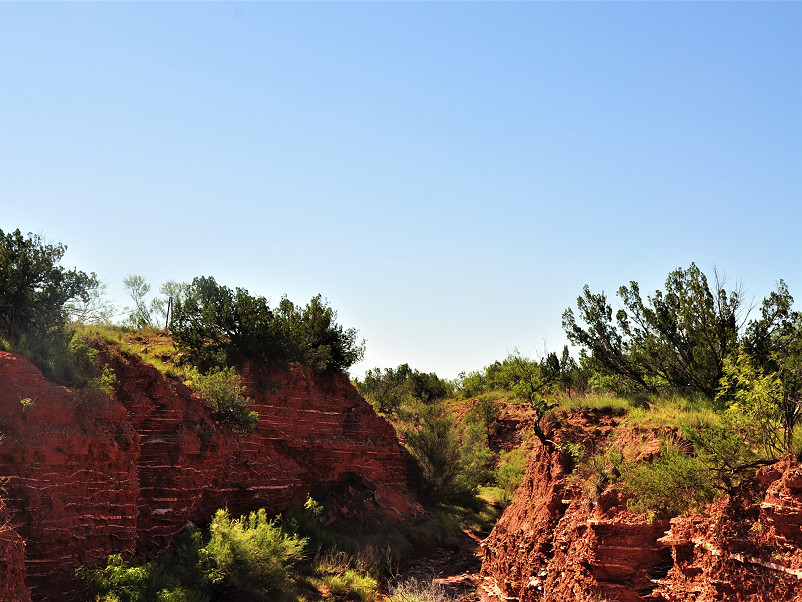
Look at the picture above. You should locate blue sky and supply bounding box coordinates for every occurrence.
[1,2,800,379]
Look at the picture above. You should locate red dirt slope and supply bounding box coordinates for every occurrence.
[0,348,420,600]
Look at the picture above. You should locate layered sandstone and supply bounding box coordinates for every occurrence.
[0,351,139,600]
[653,460,802,601]
[0,348,419,600]
[479,410,802,602]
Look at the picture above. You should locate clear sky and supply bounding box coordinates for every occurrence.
[1,2,800,380]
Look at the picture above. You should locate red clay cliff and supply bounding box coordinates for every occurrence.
[479,409,802,602]
[0,348,419,600]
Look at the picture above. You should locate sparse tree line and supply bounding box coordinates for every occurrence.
[4,226,802,577]
[356,262,800,516]
[0,228,363,434]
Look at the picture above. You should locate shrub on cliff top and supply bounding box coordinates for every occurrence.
[620,443,716,517]
[170,276,364,374]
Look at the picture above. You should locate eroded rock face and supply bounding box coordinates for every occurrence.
[112,355,420,554]
[0,496,31,602]
[479,410,802,602]
[653,460,802,601]
[0,349,420,600]
[479,446,670,601]
[0,351,140,600]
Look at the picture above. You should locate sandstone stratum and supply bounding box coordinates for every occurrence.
[0,346,421,600]
[478,409,802,602]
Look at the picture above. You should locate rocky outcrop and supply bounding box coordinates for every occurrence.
[653,460,802,601]
[479,410,802,602]
[110,353,420,554]
[0,351,139,600]
[0,349,420,600]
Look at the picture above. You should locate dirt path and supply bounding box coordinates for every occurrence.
[392,529,484,600]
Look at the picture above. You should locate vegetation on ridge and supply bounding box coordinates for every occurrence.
[3,228,802,596]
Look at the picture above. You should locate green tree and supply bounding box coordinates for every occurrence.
[275,294,365,373]
[563,264,748,398]
[171,276,280,370]
[0,229,101,380]
[0,228,98,341]
[65,280,116,325]
[356,363,452,415]
[123,274,153,328]
[171,277,363,374]
[151,280,189,329]
[357,364,415,414]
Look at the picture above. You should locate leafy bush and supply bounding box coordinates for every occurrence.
[495,448,529,500]
[188,367,258,435]
[717,347,801,458]
[403,403,477,503]
[88,365,118,398]
[205,508,307,599]
[82,508,308,602]
[620,443,716,517]
[465,396,501,442]
[76,554,207,602]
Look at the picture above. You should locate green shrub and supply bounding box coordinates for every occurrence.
[88,365,118,397]
[188,367,259,435]
[495,448,529,500]
[76,554,207,602]
[403,403,476,503]
[205,508,307,599]
[681,413,764,493]
[465,397,501,442]
[621,443,716,517]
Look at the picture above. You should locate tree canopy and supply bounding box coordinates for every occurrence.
[0,228,98,342]
[170,276,364,374]
[563,263,796,399]
[355,363,453,414]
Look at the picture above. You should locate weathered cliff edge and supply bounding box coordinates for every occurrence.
[479,409,802,602]
[0,349,420,600]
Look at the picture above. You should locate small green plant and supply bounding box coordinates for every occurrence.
[19,397,34,414]
[561,440,586,469]
[750,520,766,536]
[188,366,259,435]
[88,365,118,397]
